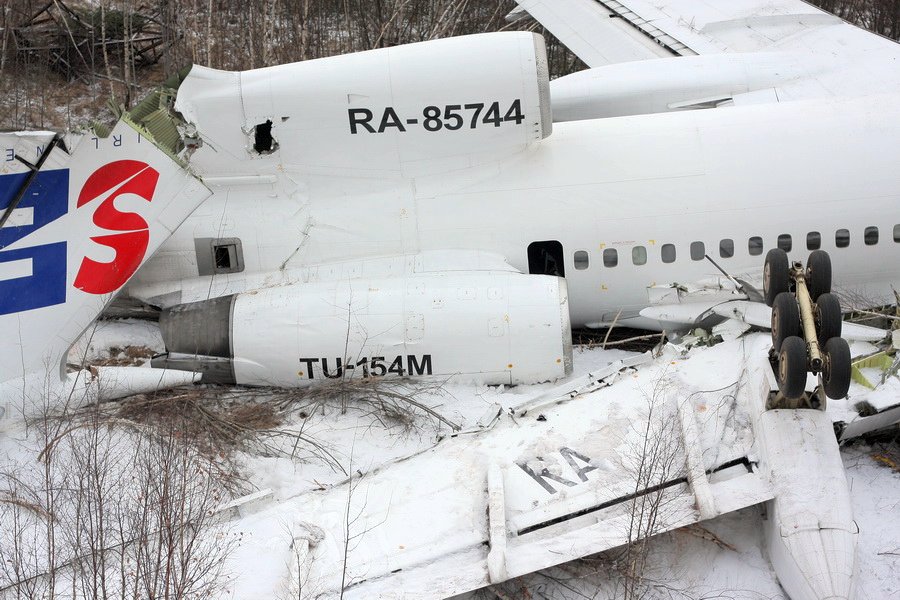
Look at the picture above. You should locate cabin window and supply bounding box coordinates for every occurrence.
[603,248,618,267]
[864,226,878,245]
[894,224,900,242]
[661,243,676,264]
[528,241,565,276]
[748,236,763,256]
[632,246,647,266]
[719,239,734,258]
[807,232,821,250]
[777,234,792,252]
[690,242,705,261]
[836,229,850,248]
[574,250,590,270]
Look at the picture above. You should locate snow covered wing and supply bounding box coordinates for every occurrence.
[231,350,773,598]
[508,0,673,66]
[601,0,845,54]
[710,300,888,342]
[513,0,900,80]
[638,297,887,342]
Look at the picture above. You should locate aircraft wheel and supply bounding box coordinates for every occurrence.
[764,248,790,307]
[814,293,843,345]
[771,292,800,352]
[806,250,832,301]
[777,336,808,400]
[822,337,851,399]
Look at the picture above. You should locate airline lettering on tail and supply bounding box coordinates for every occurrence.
[0,169,69,316]
[0,160,159,316]
[73,160,159,295]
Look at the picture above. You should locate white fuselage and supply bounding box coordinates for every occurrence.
[128,91,900,328]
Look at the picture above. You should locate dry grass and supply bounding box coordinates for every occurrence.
[90,345,156,367]
[58,378,458,477]
[871,448,900,472]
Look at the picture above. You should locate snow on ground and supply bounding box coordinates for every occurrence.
[66,317,164,365]
[2,320,899,599]
[844,445,900,599]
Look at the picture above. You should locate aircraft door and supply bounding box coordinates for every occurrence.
[527,240,565,277]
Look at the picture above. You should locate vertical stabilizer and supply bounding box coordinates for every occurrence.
[0,120,210,404]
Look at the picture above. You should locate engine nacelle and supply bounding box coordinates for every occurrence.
[156,272,572,386]
[550,52,828,120]
[175,32,552,178]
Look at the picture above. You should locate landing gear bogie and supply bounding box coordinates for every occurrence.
[767,250,851,403]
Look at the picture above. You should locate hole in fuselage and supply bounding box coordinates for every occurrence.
[253,120,277,154]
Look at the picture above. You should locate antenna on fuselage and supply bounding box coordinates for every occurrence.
[703,254,765,303]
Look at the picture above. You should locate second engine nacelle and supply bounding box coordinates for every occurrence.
[156,271,572,387]
[175,32,552,179]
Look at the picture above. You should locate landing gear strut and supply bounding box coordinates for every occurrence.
[765,249,851,407]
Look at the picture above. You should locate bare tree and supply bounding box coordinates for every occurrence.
[0,405,235,599]
[615,377,688,600]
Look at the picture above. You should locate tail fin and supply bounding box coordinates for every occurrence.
[0,120,210,389]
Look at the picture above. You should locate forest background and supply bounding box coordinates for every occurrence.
[1,0,899,130]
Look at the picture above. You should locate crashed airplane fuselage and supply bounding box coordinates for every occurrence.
[110,27,900,386]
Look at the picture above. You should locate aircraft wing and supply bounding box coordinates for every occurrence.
[513,0,900,68]
[229,344,775,598]
[710,300,888,342]
[640,298,888,342]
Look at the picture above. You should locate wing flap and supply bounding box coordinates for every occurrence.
[515,0,899,73]
[614,0,840,52]
[639,298,888,343]
[504,473,771,580]
[336,469,772,598]
[711,300,888,341]
[511,0,673,66]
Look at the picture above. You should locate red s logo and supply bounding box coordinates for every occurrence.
[73,160,159,294]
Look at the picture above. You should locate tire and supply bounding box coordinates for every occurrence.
[806,250,832,301]
[771,292,800,352]
[822,337,851,399]
[814,293,842,345]
[777,336,808,400]
[764,248,790,307]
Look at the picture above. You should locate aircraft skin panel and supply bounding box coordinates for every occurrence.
[129,91,900,330]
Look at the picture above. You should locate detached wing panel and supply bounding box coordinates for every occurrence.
[251,355,771,599]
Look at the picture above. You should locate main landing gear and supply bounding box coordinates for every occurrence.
[765,249,851,407]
